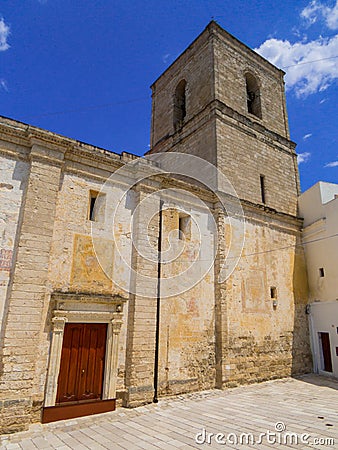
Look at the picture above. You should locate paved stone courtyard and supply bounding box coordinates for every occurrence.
[0,375,337,449]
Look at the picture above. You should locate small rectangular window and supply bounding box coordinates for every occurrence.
[270,287,277,299]
[88,190,105,222]
[89,193,97,221]
[260,175,266,204]
[336,347,338,357]
[319,267,325,277]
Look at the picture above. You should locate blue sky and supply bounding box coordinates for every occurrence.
[0,1,337,192]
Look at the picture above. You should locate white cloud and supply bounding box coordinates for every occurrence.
[255,34,338,96]
[327,2,338,29]
[301,1,323,25]
[0,79,8,91]
[325,160,338,167]
[301,1,338,30]
[0,17,10,51]
[297,152,311,163]
[303,133,312,140]
[255,1,338,97]
[292,27,302,38]
[162,53,170,64]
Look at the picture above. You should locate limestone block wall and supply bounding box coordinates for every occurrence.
[47,172,133,296]
[0,143,65,433]
[291,242,312,375]
[216,116,299,216]
[157,204,216,396]
[124,188,161,406]
[218,215,312,387]
[150,112,217,166]
[0,154,29,333]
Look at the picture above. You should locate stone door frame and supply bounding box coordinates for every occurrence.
[44,292,127,407]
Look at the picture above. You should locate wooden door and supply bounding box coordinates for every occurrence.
[56,323,107,404]
[319,332,333,372]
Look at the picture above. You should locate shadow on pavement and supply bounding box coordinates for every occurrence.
[294,373,338,390]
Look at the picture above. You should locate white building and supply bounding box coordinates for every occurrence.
[299,181,338,378]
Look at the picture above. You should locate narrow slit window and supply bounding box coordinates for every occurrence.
[319,332,333,372]
[88,190,106,222]
[319,267,325,277]
[260,175,266,204]
[173,80,187,130]
[89,191,98,221]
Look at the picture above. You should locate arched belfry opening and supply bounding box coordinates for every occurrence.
[245,73,262,118]
[173,79,187,130]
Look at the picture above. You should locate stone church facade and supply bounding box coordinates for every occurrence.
[0,22,312,433]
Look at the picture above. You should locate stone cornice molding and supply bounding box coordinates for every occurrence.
[241,200,303,234]
[51,291,127,308]
[148,99,296,155]
[65,144,124,168]
[214,101,296,153]
[29,143,67,167]
[213,192,302,234]
[0,115,139,173]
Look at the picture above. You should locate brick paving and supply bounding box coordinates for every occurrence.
[0,375,337,449]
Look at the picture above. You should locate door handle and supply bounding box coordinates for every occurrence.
[81,369,85,374]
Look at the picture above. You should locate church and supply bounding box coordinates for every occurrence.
[0,21,312,433]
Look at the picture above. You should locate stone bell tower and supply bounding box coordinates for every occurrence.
[148,20,300,217]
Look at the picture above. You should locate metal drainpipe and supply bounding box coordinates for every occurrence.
[153,199,163,403]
